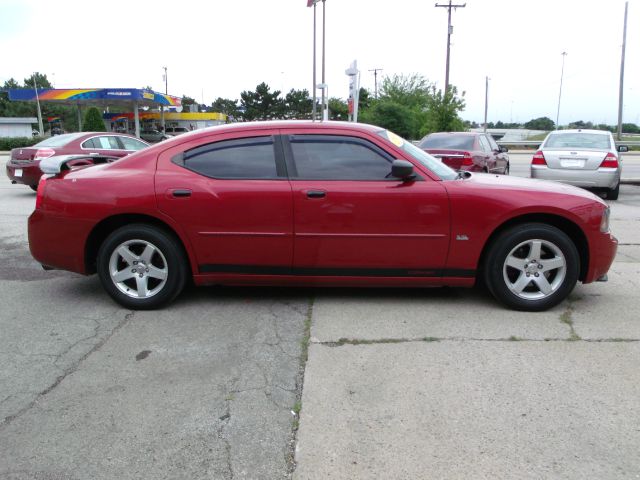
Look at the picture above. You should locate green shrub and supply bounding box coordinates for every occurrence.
[82,107,106,132]
[0,136,45,151]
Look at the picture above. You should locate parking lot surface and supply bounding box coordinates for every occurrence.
[1,153,639,479]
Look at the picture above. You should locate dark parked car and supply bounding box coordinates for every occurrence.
[29,121,616,311]
[418,132,510,174]
[6,132,149,190]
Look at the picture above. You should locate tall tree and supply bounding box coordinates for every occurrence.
[24,72,52,90]
[240,83,283,121]
[328,98,348,121]
[422,85,466,135]
[524,117,555,131]
[182,95,197,112]
[283,89,312,119]
[211,97,242,121]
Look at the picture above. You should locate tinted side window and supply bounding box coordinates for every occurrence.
[478,136,491,153]
[486,135,500,151]
[289,135,393,180]
[81,138,97,149]
[183,136,277,179]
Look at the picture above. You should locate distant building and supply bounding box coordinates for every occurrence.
[0,117,37,138]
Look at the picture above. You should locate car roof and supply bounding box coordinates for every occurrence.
[427,131,478,137]
[189,120,385,136]
[548,129,612,135]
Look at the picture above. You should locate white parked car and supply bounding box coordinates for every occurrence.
[530,129,627,200]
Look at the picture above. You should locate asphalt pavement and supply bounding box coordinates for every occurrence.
[1,153,639,479]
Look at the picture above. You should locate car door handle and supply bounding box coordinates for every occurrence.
[171,189,192,198]
[306,190,326,198]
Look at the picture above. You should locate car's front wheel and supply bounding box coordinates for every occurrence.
[97,224,187,309]
[483,223,579,311]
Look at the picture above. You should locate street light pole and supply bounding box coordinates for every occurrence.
[312,2,317,120]
[617,1,628,141]
[483,76,489,133]
[556,52,567,130]
[321,0,327,121]
[161,66,167,129]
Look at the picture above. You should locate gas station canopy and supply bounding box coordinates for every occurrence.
[7,88,182,137]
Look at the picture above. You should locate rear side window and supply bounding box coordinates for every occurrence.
[83,136,121,149]
[288,135,393,180]
[120,137,148,151]
[478,136,492,152]
[182,136,278,179]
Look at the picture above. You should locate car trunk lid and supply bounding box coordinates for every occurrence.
[11,147,40,163]
[425,149,470,170]
[542,149,609,171]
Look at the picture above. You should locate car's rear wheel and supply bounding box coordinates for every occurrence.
[483,223,579,311]
[606,181,620,200]
[97,224,187,309]
[29,184,38,192]
[504,162,510,175]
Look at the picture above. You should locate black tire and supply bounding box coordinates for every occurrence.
[483,223,579,311]
[606,181,620,200]
[97,224,187,309]
[504,162,510,175]
[29,184,38,192]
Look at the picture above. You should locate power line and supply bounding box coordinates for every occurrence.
[435,1,466,92]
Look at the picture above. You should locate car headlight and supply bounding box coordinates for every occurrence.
[600,206,610,233]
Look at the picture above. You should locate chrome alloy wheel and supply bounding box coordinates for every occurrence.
[108,239,168,299]
[502,239,567,300]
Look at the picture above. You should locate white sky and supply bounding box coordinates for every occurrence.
[1,0,638,125]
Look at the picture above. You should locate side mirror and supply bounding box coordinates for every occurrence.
[391,159,415,181]
[617,145,629,153]
[499,146,509,153]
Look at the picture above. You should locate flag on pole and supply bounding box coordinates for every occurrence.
[307,0,319,6]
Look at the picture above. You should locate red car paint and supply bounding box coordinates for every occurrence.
[6,132,149,188]
[28,121,616,305]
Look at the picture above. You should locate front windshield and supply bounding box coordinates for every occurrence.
[377,129,458,180]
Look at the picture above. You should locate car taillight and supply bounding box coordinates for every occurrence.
[35,176,47,209]
[461,152,473,166]
[34,148,55,161]
[532,150,547,165]
[600,153,619,168]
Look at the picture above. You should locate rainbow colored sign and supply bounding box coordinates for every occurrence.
[8,88,181,106]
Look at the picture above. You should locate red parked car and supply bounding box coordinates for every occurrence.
[418,132,510,174]
[29,121,616,311]
[6,132,149,190]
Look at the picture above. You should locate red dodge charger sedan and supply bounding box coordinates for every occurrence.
[28,121,617,311]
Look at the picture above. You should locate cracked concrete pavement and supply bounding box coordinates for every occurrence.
[294,184,640,479]
[0,154,310,479]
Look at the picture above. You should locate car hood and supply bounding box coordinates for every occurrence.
[452,172,607,206]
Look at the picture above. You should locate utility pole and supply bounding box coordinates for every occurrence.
[435,0,466,92]
[483,76,489,133]
[368,68,383,99]
[556,52,567,130]
[617,1,628,141]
